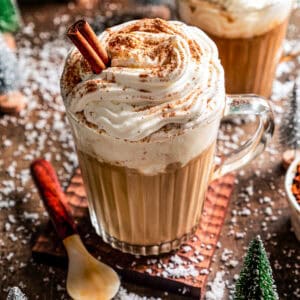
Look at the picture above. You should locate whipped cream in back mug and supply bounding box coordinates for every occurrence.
[61,18,274,255]
[178,0,294,38]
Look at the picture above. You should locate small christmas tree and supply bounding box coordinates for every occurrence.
[6,287,27,300]
[0,0,21,33]
[234,236,278,300]
[280,82,300,150]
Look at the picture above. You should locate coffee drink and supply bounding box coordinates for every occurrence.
[77,142,216,253]
[178,0,294,97]
[61,18,274,255]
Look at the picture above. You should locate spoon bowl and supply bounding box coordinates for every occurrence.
[64,235,120,300]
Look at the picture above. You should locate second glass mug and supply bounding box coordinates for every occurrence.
[66,93,274,256]
[177,0,295,97]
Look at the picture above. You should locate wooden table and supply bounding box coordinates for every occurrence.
[0,2,299,299]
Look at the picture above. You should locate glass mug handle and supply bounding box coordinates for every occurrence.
[212,94,275,180]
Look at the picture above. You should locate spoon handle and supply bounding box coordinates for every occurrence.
[31,159,77,240]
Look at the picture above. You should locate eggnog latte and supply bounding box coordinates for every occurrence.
[178,0,294,97]
[61,18,274,255]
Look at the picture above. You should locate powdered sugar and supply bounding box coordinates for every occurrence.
[205,271,225,300]
[115,287,161,300]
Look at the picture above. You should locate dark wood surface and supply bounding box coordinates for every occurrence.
[0,2,299,299]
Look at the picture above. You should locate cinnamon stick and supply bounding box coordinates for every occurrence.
[76,20,109,65]
[67,20,108,74]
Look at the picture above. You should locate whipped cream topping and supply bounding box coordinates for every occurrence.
[205,0,286,12]
[178,0,294,38]
[61,19,224,142]
[61,19,225,173]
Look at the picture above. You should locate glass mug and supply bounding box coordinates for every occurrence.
[66,94,274,255]
[177,0,295,97]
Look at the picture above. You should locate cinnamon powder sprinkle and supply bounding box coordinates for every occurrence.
[188,39,202,61]
[61,51,83,97]
[85,82,99,94]
[64,18,203,99]
[139,74,148,78]
[107,18,201,80]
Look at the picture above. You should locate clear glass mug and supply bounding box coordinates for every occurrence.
[66,94,274,256]
[177,0,295,97]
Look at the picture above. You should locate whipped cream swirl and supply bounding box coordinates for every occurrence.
[61,19,224,142]
[178,0,294,38]
[205,0,288,11]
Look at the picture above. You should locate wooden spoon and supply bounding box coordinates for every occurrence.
[31,159,120,300]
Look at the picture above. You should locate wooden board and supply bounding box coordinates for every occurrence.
[32,169,235,298]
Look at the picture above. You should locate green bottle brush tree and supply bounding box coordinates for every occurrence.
[234,235,278,300]
[0,0,21,33]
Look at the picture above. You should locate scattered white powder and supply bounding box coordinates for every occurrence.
[233,274,239,281]
[228,260,239,268]
[5,223,11,231]
[182,245,192,253]
[6,253,14,261]
[200,269,210,275]
[115,287,161,300]
[235,232,246,240]
[56,284,65,291]
[6,287,27,300]
[0,200,15,209]
[3,140,12,147]
[23,212,39,220]
[259,196,272,204]
[221,249,233,263]
[239,208,251,216]
[8,233,18,242]
[205,271,225,300]
[245,185,254,196]
[8,215,16,223]
[271,79,294,102]
[264,207,273,216]
[161,264,199,278]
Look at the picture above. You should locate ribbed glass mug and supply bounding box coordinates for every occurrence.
[177,0,295,97]
[66,94,274,255]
